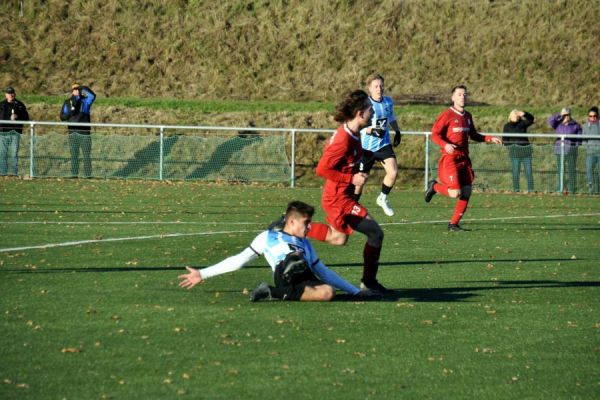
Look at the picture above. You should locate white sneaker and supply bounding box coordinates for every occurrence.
[376,194,394,216]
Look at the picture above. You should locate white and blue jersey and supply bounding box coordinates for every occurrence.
[360,96,397,152]
[262,230,360,295]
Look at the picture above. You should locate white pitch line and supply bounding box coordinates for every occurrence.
[0,221,261,225]
[379,212,600,226]
[1,212,598,254]
[0,229,262,253]
[3,212,599,227]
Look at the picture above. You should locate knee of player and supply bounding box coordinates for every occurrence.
[374,228,384,245]
[319,285,336,301]
[327,231,348,246]
[460,185,472,199]
[448,188,461,198]
[366,230,384,249]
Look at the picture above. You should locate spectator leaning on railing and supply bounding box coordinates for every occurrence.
[583,106,600,194]
[0,86,29,176]
[548,107,582,194]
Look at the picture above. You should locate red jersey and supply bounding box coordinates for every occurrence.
[316,124,363,206]
[431,107,489,158]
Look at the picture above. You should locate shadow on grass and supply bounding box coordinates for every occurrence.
[185,136,260,180]
[324,256,580,268]
[331,279,600,302]
[2,256,581,275]
[113,135,179,178]
[3,265,597,303]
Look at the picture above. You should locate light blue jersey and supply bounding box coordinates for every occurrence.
[360,96,397,152]
[262,230,360,295]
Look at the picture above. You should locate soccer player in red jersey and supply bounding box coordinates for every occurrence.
[315,90,389,293]
[424,85,501,231]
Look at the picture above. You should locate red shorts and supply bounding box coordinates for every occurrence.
[323,197,368,235]
[438,155,474,189]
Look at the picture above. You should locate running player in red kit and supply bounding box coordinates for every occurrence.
[315,90,389,293]
[425,85,501,231]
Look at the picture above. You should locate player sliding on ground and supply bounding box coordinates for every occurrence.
[178,201,380,302]
[424,85,502,231]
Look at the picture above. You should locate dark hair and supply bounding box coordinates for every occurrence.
[589,106,599,114]
[285,201,315,219]
[451,84,468,94]
[334,90,370,123]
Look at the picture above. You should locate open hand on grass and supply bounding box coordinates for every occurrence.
[178,266,204,289]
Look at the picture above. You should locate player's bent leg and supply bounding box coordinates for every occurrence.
[376,157,398,216]
[381,157,398,187]
[300,284,335,302]
[354,215,384,247]
[449,185,472,231]
[353,215,389,292]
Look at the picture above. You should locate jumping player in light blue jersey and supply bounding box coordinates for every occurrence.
[356,74,402,217]
[178,201,379,301]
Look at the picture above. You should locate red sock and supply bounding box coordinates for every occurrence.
[434,182,449,196]
[307,222,328,242]
[450,198,469,225]
[362,243,381,283]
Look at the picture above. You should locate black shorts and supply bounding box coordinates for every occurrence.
[274,264,324,301]
[361,145,396,173]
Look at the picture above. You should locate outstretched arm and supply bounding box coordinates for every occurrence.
[178,231,268,289]
[178,247,260,289]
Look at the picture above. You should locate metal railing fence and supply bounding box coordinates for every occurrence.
[0,120,598,194]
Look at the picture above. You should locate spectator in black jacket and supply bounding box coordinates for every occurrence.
[60,83,96,178]
[0,86,29,176]
[503,110,535,192]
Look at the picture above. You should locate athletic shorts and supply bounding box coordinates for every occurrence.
[361,145,396,173]
[274,263,324,301]
[323,197,368,235]
[437,155,474,189]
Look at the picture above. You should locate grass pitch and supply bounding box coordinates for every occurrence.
[0,179,599,399]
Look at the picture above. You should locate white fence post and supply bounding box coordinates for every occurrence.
[291,129,296,188]
[159,127,164,180]
[559,135,565,193]
[29,122,35,178]
[424,133,430,190]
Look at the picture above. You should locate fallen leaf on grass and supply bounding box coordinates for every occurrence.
[421,320,434,326]
[61,347,81,353]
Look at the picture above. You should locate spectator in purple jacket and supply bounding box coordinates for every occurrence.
[548,107,582,194]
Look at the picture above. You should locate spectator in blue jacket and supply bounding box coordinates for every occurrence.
[60,83,96,178]
[548,108,582,194]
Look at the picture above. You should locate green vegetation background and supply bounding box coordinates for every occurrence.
[1,0,597,106]
[1,1,597,183]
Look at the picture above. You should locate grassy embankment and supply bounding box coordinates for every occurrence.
[2,0,597,184]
